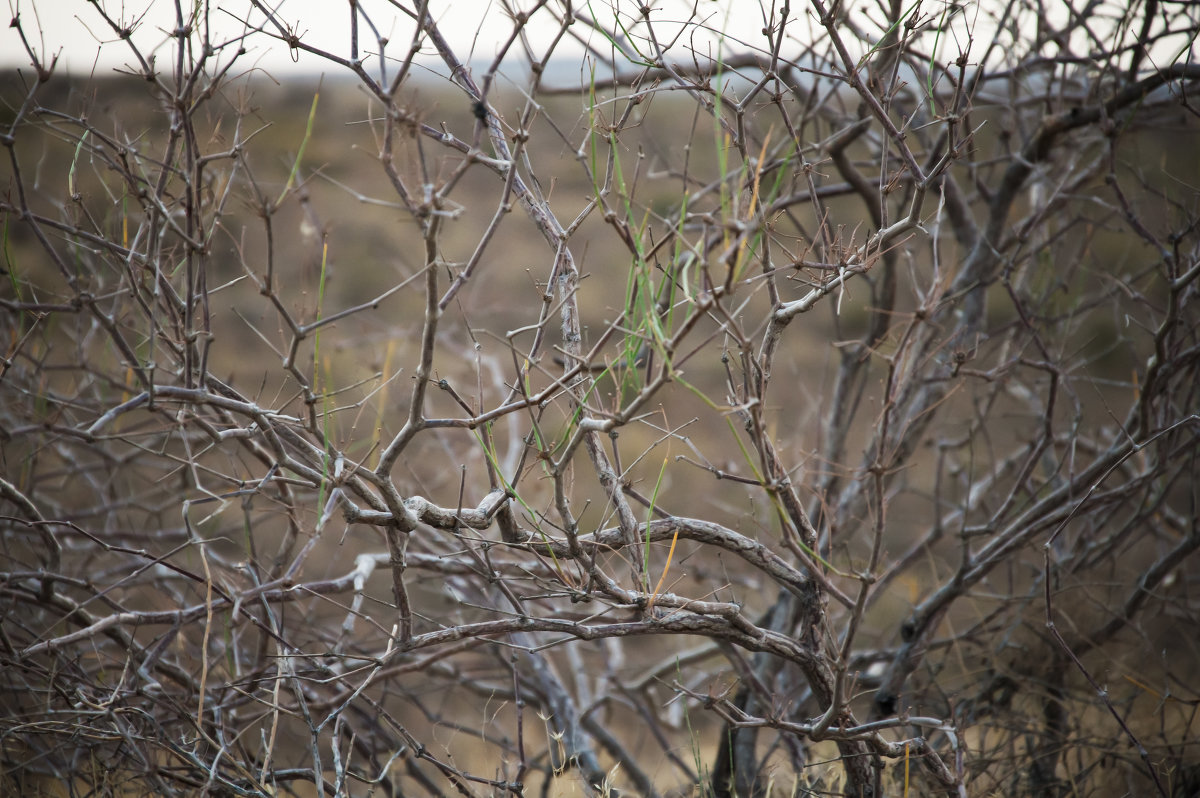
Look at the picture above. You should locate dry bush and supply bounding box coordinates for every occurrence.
[2,1,1199,796]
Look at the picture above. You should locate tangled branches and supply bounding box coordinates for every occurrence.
[2,1,1199,796]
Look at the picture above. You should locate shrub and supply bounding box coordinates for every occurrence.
[2,2,1198,796]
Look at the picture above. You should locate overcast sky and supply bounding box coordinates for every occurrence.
[2,1,770,81]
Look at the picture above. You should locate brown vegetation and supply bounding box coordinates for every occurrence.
[2,1,1199,796]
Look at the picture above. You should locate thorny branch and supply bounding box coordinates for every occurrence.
[2,1,1198,796]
